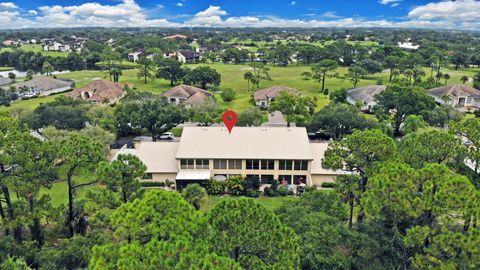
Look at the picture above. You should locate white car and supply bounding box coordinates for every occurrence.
[159,132,174,140]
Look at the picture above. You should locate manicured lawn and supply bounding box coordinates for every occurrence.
[0,67,14,71]
[2,44,70,57]
[200,195,298,213]
[1,63,477,113]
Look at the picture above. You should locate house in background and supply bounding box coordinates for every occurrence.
[254,86,300,108]
[128,51,143,62]
[2,39,19,47]
[114,127,346,190]
[11,77,74,98]
[43,41,71,52]
[426,84,480,111]
[346,85,386,112]
[66,80,126,105]
[163,34,187,40]
[0,76,13,89]
[177,50,200,64]
[163,84,212,107]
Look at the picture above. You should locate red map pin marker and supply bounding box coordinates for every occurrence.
[222,110,238,134]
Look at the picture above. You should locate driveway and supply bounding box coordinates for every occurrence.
[261,111,288,127]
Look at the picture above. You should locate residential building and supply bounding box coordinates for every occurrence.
[11,77,74,98]
[115,127,345,190]
[177,50,200,64]
[66,80,126,105]
[43,42,71,52]
[163,51,177,59]
[164,34,187,40]
[0,76,12,88]
[163,84,212,106]
[253,86,300,108]
[2,39,18,46]
[128,51,143,62]
[346,85,386,112]
[398,42,420,50]
[426,84,480,111]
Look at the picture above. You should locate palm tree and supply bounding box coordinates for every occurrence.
[111,68,122,82]
[404,69,414,86]
[244,71,253,92]
[461,75,469,84]
[443,73,451,86]
[412,67,426,86]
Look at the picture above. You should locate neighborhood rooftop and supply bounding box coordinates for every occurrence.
[346,85,386,104]
[66,80,126,103]
[175,126,313,160]
[12,76,71,90]
[254,85,299,101]
[427,84,480,99]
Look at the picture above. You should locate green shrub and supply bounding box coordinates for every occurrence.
[225,176,244,196]
[220,87,236,102]
[182,183,208,210]
[278,186,289,196]
[245,190,261,198]
[140,181,165,187]
[206,179,225,195]
[243,175,260,194]
[321,182,336,188]
[264,179,280,197]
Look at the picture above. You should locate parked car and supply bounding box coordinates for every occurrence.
[159,132,174,140]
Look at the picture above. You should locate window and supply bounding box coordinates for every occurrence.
[279,160,293,170]
[246,160,260,170]
[261,160,274,170]
[196,159,209,169]
[144,173,153,180]
[467,97,472,104]
[293,175,307,185]
[180,159,194,169]
[228,159,243,170]
[294,160,308,171]
[246,174,260,182]
[213,159,227,169]
[279,175,292,185]
[260,175,274,184]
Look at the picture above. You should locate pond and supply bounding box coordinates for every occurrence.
[0,69,71,78]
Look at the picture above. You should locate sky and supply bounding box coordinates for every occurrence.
[1,0,479,30]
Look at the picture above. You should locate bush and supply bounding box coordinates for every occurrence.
[206,179,225,195]
[225,176,244,196]
[245,190,261,198]
[264,179,280,197]
[220,87,236,102]
[321,182,336,189]
[140,181,165,187]
[182,183,208,210]
[304,186,317,193]
[243,175,260,194]
[278,186,289,196]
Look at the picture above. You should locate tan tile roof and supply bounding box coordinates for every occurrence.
[427,84,480,99]
[115,142,179,173]
[66,80,125,103]
[310,142,347,175]
[163,84,212,105]
[176,127,313,160]
[12,76,71,91]
[253,85,300,101]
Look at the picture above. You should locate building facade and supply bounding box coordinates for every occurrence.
[115,127,345,190]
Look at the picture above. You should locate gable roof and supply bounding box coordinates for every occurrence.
[66,80,125,103]
[178,50,198,59]
[176,127,313,160]
[253,86,299,101]
[114,142,179,173]
[12,77,71,91]
[0,76,12,86]
[163,84,212,104]
[427,84,480,99]
[347,85,386,104]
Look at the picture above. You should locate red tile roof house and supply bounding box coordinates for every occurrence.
[427,84,480,112]
[253,86,301,108]
[162,84,213,107]
[66,80,126,105]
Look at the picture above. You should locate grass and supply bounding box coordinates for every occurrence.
[170,127,183,137]
[2,44,70,57]
[0,67,14,71]
[200,195,297,213]
[1,63,477,114]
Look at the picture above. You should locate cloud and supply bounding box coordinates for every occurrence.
[378,0,402,5]
[176,3,184,7]
[289,1,296,6]
[408,0,480,21]
[0,0,479,30]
